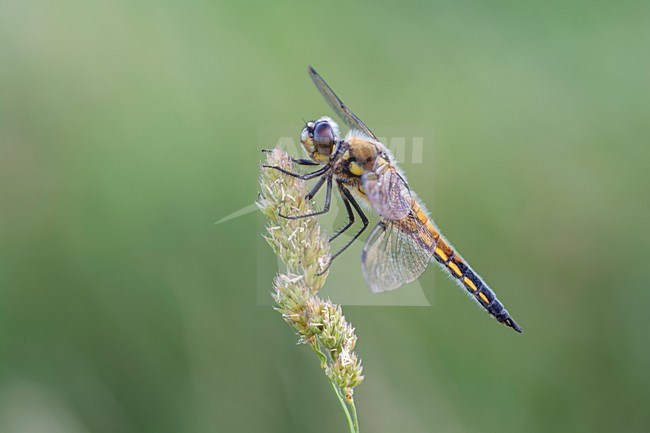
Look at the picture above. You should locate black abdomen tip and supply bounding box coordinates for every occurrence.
[505,318,523,333]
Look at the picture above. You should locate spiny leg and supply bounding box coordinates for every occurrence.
[262,151,328,198]
[330,183,369,262]
[329,193,355,243]
[261,150,321,166]
[291,158,320,166]
[262,163,330,180]
[306,173,328,201]
[317,182,369,275]
[279,174,333,220]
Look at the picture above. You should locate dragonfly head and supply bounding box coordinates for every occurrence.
[301,116,340,163]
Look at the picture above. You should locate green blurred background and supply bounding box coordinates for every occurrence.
[1,1,650,432]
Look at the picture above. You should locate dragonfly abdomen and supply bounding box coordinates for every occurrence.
[410,199,521,331]
[431,238,523,333]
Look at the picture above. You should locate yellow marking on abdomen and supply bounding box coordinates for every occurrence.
[415,209,428,224]
[478,292,489,304]
[411,200,421,213]
[411,199,440,240]
[448,262,462,276]
[463,277,478,292]
[435,248,448,262]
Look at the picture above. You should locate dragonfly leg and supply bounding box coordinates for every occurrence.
[328,192,354,243]
[279,174,332,220]
[291,158,320,166]
[262,149,320,165]
[262,163,330,180]
[317,182,369,275]
[305,174,328,201]
[330,184,369,261]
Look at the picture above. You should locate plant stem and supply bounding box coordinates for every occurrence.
[347,396,360,433]
[310,343,359,433]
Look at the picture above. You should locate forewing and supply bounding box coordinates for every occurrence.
[308,66,378,140]
[362,168,412,220]
[361,215,437,293]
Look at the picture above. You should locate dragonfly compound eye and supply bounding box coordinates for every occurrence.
[313,121,335,146]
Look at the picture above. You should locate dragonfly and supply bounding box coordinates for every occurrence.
[263,66,522,333]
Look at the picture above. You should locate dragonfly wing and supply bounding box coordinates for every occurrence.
[362,168,412,220]
[308,66,378,140]
[361,215,437,293]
